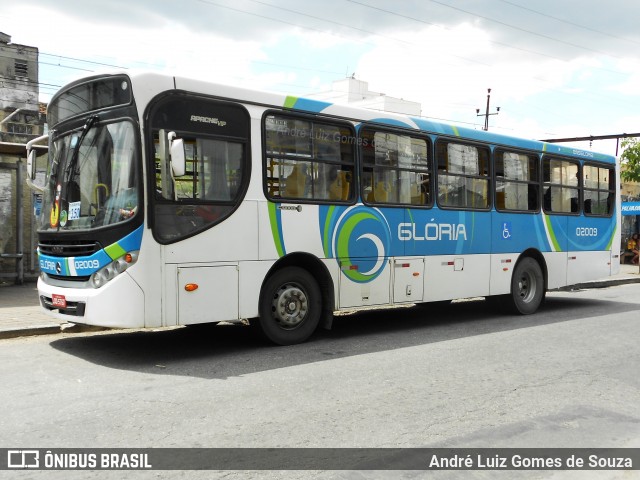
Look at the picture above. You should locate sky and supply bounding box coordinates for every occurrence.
[2,0,640,157]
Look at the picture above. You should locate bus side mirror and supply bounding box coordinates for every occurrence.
[27,149,37,180]
[25,134,48,193]
[168,131,185,177]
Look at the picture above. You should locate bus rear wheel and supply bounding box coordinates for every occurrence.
[508,257,545,314]
[257,267,322,345]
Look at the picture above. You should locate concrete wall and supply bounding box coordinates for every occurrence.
[0,33,43,283]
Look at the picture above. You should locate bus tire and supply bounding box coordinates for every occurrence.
[257,267,322,345]
[508,257,545,314]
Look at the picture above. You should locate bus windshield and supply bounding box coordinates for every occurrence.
[39,119,139,232]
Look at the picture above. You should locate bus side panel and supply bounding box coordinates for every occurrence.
[162,201,259,264]
[322,258,342,311]
[238,260,273,319]
[162,262,178,326]
[403,209,492,257]
[566,213,617,284]
[338,258,391,308]
[423,254,491,302]
[489,253,519,296]
[129,232,163,328]
[393,257,425,303]
[491,212,552,254]
[258,201,327,261]
[567,214,616,253]
[177,265,239,325]
[567,251,612,286]
[258,200,278,260]
[277,203,326,257]
[160,201,260,326]
[543,251,568,290]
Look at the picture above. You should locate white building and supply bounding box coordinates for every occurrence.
[307,77,422,116]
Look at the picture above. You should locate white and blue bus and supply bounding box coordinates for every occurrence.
[26,72,620,345]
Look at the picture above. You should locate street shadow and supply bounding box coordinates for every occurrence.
[49,293,639,380]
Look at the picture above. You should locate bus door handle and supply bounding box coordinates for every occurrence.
[278,205,302,212]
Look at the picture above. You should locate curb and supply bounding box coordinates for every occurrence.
[559,277,640,291]
[0,324,61,340]
[0,323,109,340]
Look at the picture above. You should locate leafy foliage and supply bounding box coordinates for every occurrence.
[620,138,640,183]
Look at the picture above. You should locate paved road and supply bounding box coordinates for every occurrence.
[1,284,639,479]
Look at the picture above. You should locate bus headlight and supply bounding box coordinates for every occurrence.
[90,251,139,289]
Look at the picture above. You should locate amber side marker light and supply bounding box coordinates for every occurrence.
[184,283,199,292]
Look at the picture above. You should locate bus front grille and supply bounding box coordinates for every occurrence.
[39,241,101,257]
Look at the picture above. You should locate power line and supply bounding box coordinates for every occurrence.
[495,0,640,47]
[39,61,94,72]
[541,133,640,155]
[246,0,415,45]
[345,0,570,64]
[345,0,630,77]
[39,52,128,70]
[426,0,621,58]
[344,0,637,118]
[541,133,640,142]
[195,0,374,47]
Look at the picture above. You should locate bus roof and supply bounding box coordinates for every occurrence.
[57,70,617,165]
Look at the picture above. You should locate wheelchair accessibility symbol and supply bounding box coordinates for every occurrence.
[502,222,512,240]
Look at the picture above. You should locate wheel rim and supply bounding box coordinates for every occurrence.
[517,270,538,303]
[271,283,308,329]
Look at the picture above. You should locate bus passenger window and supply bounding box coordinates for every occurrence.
[264,114,355,203]
[436,141,490,210]
[360,128,430,207]
[495,151,539,212]
[542,157,579,214]
[148,96,250,244]
[583,164,615,216]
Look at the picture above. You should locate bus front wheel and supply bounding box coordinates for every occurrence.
[257,267,322,345]
[508,257,545,315]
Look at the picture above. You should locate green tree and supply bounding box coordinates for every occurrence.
[620,138,640,182]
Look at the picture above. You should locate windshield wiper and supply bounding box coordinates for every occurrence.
[63,114,99,186]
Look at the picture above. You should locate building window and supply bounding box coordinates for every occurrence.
[15,61,28,78]
[7,123,33,135]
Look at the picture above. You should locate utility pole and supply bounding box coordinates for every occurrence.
[476,88,500,131]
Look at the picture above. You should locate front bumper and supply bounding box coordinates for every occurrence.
[38,272,145,328]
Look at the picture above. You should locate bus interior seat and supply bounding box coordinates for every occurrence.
[367,181,389,203]
[284,164,308,198]
[328,171,351,201]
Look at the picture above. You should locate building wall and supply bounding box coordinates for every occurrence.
[307,77,422,116]
[0,32,39,112]
[0,32,43,283]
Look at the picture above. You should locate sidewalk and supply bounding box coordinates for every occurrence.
[0,282,61,339]
[1,264,640,340]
